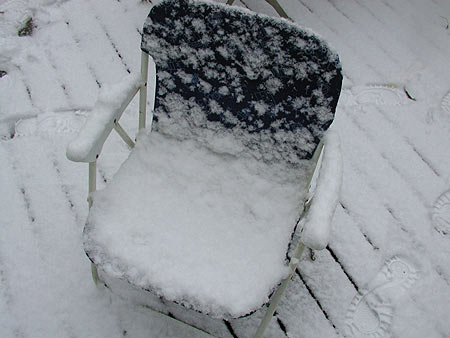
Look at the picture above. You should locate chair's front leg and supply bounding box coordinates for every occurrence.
[139,51,149,131]
[88,161,102,286]
[88,161,96,209]
[253,242,307,338]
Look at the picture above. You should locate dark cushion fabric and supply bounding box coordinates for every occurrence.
[141,0,342,163]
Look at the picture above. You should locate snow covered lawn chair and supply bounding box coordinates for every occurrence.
[67,0,342,337]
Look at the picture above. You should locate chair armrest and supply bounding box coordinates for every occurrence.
[66,74,141,162]
[300,130,343,250]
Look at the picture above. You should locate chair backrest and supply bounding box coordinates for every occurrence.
[141,0,342,164]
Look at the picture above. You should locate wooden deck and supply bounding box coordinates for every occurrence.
[1,0,450,337]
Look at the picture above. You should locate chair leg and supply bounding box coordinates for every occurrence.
[265,0,291,19]
[227,0,290,20]
[88,161,96,209]
[88,161,103,286]
[139,51,149,131]
[91,263,100,285]
[253,242,306,338]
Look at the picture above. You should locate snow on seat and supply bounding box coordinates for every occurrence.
[85,131,311,318]
[83,0,342,320]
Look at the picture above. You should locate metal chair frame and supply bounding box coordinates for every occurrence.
[67,2,341,337]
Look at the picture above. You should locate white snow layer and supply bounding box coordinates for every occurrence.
[84,131,312,318]
[3,0,450,337]
[66,73,141,162]
[301,130,343,250]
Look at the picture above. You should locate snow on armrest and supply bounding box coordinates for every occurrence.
[66,74,141,162]
[300,130,343,250]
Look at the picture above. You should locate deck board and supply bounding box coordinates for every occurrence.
[277,274,339,337]
[18,50,67,111]
[36,21,100,108]
[1,0,450,336]
[61,0,130,85]
[280,0,380,84]
[88,0,145,73]
[296,250,357,332]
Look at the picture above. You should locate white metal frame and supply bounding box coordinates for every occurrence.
[68,2,341,337]
[86,51,152,285]
[85,89,329,335]
[254,140,324,338]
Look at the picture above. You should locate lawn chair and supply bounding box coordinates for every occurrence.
[66,1,343,337]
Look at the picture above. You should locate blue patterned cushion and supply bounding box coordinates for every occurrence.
[141,0,342,163]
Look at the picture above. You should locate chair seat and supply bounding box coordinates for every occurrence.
[84,130,311,318]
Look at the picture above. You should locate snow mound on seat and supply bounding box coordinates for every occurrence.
[84,131,312,318]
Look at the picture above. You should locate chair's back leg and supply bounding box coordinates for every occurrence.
[139,51,149,131]
[226,0,290,20]
[265,0,291,19]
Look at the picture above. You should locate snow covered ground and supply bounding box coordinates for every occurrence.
[1,0,450,337]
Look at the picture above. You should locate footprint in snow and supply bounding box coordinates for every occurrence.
[14,111,86,137]
[432,190,450,234]
[340,86,410,107]
[344,257,419,338]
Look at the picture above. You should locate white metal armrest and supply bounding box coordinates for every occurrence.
[66,74,142,163]
[253,131,342,338]
[300,130,343,250]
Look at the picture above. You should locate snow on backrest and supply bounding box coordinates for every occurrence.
[141,0,342,164]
